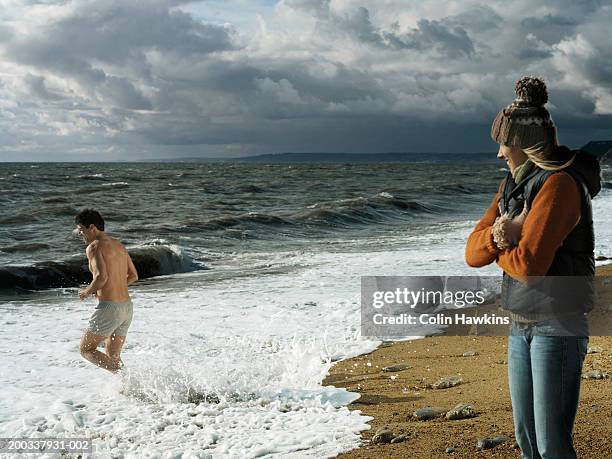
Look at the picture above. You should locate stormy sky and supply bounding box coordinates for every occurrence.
[0,0,611,161]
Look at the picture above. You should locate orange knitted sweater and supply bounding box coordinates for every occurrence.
[465,172,582,282]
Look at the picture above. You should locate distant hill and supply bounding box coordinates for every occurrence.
[149,142,612,164]
[230,152,498,163]
[580,140,612,159]
[152,152,497,163]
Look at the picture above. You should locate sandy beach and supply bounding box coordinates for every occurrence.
[324,265,612,458]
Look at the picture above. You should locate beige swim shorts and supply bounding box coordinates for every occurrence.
[88,300,133,337]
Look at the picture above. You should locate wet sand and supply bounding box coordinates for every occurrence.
[324,265,612,458]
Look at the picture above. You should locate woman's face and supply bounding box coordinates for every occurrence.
[497,144,527,172]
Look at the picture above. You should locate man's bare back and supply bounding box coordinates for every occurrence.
[74,209,138,373]
[81,236,138,302]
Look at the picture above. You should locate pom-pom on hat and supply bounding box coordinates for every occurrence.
[491,75,557,148]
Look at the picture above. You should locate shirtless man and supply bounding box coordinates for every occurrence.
[75,209,138,373]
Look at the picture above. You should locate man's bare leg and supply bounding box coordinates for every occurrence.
[105,334,126,370]
[80,330,122,373]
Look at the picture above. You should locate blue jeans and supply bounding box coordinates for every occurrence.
[508,317,589,459]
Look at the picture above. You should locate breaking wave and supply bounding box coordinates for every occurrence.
[0,243,202,291]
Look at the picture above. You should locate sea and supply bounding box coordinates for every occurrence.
[1,158,611,458]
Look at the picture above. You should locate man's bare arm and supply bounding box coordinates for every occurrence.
[80,241,109,299]
[126,251,139,285]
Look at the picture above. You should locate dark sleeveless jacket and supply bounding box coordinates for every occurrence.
[499,147,601,322]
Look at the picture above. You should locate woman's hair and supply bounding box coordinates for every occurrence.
[522,136,575,171]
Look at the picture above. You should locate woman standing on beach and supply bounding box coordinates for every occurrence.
[465,76,601,459]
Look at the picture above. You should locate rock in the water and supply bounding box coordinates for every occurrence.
[446,447,455,453]
[391,433,408,444]
[587,346,603,354]
[432,375,463,389]
[186,388,221,404]
[446,403,476,420]
[371,427,395,444]
[476,436,508,450]
[595,255,608,261]
[382,363,412,372]
[462,351,478,357]
[413,406,448,420]
[582,370,609,379]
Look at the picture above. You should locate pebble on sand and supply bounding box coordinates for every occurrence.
[413,407,448,420]
[390,433,409,444]
[382,363,412,372]
[476,436,508,450]
[431,375,463,389]
[461,351,478,357]
[371,427,395,444]
[445,403,477,420]
[582,370,609,379]
[587,346,603,354]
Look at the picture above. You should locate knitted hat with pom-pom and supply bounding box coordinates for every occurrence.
[491,76,557,148]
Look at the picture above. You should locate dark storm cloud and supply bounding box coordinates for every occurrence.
[23,74,65,101]
[446,5,503,32]
[283,0,330,17]
[384,18,475,58]
[291,1,475,58]
[4,1,237,112]
[9,10,222,68]
[0,0,611,160]
[517,48,553,60]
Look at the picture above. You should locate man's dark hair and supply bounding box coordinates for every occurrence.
[75,208,105,231]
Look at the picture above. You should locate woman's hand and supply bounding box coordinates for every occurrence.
[492,204,528,249]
